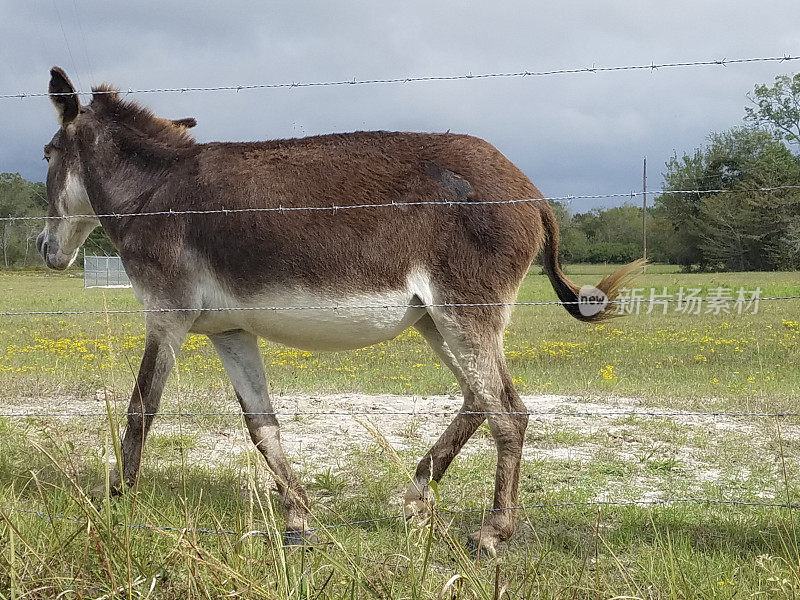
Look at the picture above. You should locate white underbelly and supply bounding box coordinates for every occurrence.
[189,287,427,350]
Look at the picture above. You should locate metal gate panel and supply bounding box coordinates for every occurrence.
[83,255,131,288]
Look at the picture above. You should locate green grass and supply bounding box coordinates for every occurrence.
[1,265,798,409]
[2,416,800,598]
[1,265,800,598]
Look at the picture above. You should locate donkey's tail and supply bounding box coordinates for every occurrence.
[539,203,645,322]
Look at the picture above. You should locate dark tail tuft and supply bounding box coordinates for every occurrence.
[539,203,645,322]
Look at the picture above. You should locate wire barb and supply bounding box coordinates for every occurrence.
[0,409,798,419]
[3,55,799,99]
[4,496,798,540]
[2,185,800,223]
[0,294,797,318]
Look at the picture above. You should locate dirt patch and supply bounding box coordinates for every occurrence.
[2,392,797,499]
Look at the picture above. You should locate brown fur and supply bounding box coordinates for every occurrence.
[81,87,550,308]
[40,70,642,555]
[81,86,640,313]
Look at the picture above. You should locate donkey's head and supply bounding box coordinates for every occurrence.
[37,67,197,270]
[37,67,99,269]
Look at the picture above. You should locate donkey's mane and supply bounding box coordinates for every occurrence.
[90,83,195,149]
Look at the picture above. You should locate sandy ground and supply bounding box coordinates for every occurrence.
[3,392,797,495]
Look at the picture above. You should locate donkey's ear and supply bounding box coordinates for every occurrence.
[171,117,197,129]
[49,67,80,126]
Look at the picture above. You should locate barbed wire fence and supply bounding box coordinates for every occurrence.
[2,284,797,579]
[3,185,799,223]
[6,497,799,540]
[1,52,800,585]
[1,408,800,419]
[2,54,799,99]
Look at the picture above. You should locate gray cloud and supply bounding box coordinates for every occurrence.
[2,0,799,211]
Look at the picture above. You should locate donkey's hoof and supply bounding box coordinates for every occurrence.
[466,527,501,559]
[403,481,434,519]
[88,484,105,502]
[88,477,124,502]
[403,497,433,520]
[283,529,319,547]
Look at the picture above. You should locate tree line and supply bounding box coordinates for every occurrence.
[1,74,799,271]
[0,173,46,268]
[554,73,800,271]
[0,172,114,269]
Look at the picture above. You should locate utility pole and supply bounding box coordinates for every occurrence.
[642,156,647,271]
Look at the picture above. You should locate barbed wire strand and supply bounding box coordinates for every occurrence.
[4,497,798,540]
[1,409,798,419]
[16,496,790,598]
[3,55,799,99]
[4,185,800,223]
[0,294,793,318]
[0,500,502,591]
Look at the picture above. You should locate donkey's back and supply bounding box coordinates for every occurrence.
[189,130,547,293]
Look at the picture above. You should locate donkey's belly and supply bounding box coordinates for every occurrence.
[190,287,427,351]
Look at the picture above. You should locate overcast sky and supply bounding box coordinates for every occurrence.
[2,1,799,212]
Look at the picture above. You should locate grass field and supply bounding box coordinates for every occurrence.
[1,264,798,405]
[1,265,799,598]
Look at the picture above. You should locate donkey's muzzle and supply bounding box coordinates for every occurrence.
[36,231,54,267]
[37,232,70,270]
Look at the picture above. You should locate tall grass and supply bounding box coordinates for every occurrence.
[1,266,799,597]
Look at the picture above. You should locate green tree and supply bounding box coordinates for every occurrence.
[571,205,644,263]
[656,127,800,270]
[644,207,684,264]
[549,201,589,263]
[745,73,800,148]
[0,173,45,268]
[84,228,117,257]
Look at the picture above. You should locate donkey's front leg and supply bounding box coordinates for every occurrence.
[116,318,188,490]
[209,330,312,543]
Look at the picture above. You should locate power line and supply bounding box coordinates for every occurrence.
[3,54,799,99]
[51,0,83,95]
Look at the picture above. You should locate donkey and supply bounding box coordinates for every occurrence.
[38,67,639,555]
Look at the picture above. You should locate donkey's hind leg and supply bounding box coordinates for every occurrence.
[209,330,312,543]
[404,313,485,516]
[426,306,529,556]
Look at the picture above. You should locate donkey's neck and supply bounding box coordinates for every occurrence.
[79,134,191,244]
